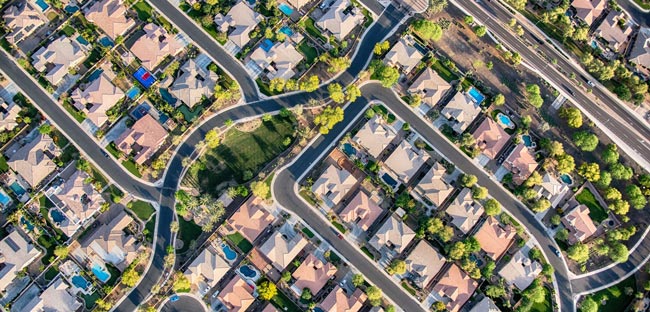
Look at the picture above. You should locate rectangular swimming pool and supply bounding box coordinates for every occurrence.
[278,2,293,15]
[91,264,111,283]
[34,0,49,11]
[0,189,11,207]
[9,181,26,196]
[468,86,485,105]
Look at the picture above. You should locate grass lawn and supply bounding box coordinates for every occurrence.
[104,263,121,286]
[133,0,153,21]
[256,78,279,97]
[226,232,253,253]
[575,188,608,223]
[401,281,416,296]
[271,290,301,312]
[81,291,101,310]
[589,275,636,312]
[61,25,75,37]
[178,218,202,253]
[122,159,142,178]
[530,287,552,312]
[360,246,375,260]
[128,200,155,220]
[37,235,57,265]
[57,145,77,165]
[82,48,103,69]
[0,155,8,172]
[106,184,124,203]
[145,216,155,243]
[301,227,314,238]
[178,103,204,123]
[297,41,318,64]
[302,18,327,42]
[431,61,458,82]
[299,190,317,206]
[62,101,86,123]
[44,266,59,282]
[90,167,108,189]
[331,220,347,233]
[634,0,650,9]
[105,143,121,158]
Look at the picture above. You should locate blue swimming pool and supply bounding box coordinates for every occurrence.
[221,243,237,261]
[98,37,114,47]
[159,88,177,105]
[342,143,356,157]
[131,102,151,120]
[381,173,398,189]
[279,26,294,37]
[260,39,274,52]
[50,209,66,223]
[0,189,11,206]
[86,69,103,82]
[133,67,156,89]
[64,5,79,13]
[9,181,26,196]
[76,35,89,46]
[71,275,91,290]
[590,40,598,49]
[278,2,294,15]
[469,254,484,267]
[34,0,49,11]
[21,217,34,231]
[91,264,111,283]
[522,134,533,147]
[239,265,258,278]
[468,87,485,105]
[126,86,141,100]
[560,174,573,185]
[496,113,515,129]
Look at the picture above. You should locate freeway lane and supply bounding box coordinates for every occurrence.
[455,0,650,170]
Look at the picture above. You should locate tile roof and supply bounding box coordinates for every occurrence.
[130,23,184,71]
[31,36,87,85]
[21,277,81,312]
[404,240,446,289]
[446,188,484,234]
[629,27,650,69]
[408,67,452,108]
[249,40,304,80]
[472,118,510,159]
[316,0,364,41]
[292,254,337,294]
[48,170,105,237]
[352,115,396,158]
[498,249,542,290]
[311,164,357,208]
[414,162,453,207]
[169,58,219,108]
[534,173,569,208]
[433,264,478,312]
[441,92,481,133]
[214,1,263,49]
[319,286,367,312]
[384,140,429,184]
[2,0,46,44]
[79,209,142,269]
[562,204,597,244]
[474,216,516,260]
[217,276,255,312]
[594,11,632,51]
[369,214,415,254]
[227,197,274,242]
[258,230,308,270]
[85,0,135,39]
[0,230,41,290]
[502,144,538,185]
[184,246,231,293]
[384,36,424,74]
[571,0,606,25]
[0,100,22,132]
[71,72,124,127]
[7,133,60,187]
[114,114,168,164]
[338,191,383,232]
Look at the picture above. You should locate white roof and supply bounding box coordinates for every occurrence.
[413,162,453,207]
[31,36,87,85]
[441,92,480,133]
[446,188,483,234]
[352,115,396,158]
[405,240,446,288]
[71,72,124,127]
[383,140,429,184]
[0,230,41,290]
[214,1,263,49]
[2,1,46,44]
[311,164,357,208]
[0,101,22,132]
[169,59,218,108]
[7,133,60,188]
[315,0,364,41]
[369,214,415,254]
[184,246,231,292]
[258,230,308,270]
[384,37,423,74]
[47,170,105,237]
[408,67,452,108]
[249,40,304,80]
[498,249,542,290]
[534,173,569,208]
[629,27,650,69]
[21,277,81,312]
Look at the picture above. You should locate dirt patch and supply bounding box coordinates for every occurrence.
[235,119,262,132]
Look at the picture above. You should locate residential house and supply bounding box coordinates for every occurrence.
[594,11,633,52]
[31,36,88,85]
[214,2,263,51]
[7,133,61,188]
[498,249,542,290]
[474,216,516,261]
[311,164,357,208]
[46,170,105,237]
[408,67,452,109]
[441,92,481,133]
[0,230,41,291]
[432,264,478,312]
[351,115,396,158]
[184,246,231,294]
[130,23,184,71]
[20,277,81,312]
[291,254,337,295]
[71,72,124,128]
[338,191,383,232]
[384,36,424,74]
[2,0,46,44]
[413,162,453,207]
[319,286,367,312]
[472,118,510,160]
[85,0,136,39]
[368,214,415,255]
[0,99,22,132]
[226,197,274,243]
[446,188,484,234]
[562,204,598,244]
[114,114,168,164]
[316,0,364,41]
[629,27,650,70]
[502,144,538,185]
[216,276,255,312]
[287,0,309,9]
[383,140,429,184]
[249,40,304,80]
[571,0,606,25]
[469,297,501,312]
[404,240,446,289]
[533,173,569,208]
[258,229,308,270]
[169,59,219,108]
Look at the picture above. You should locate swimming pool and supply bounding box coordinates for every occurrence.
[34,0,49,11]
[0,189,11,207]
[64,5,79,13]
[133,67,156,89]
[279,26,294,37]
[590,40,598,49]
[221,243,237,261]
[342,143,356,157]
[76,35,89,46]
[381,173,398,189]
[98,37,114,47]
[21,217,34,231]
[50,209,66,223]
[86,69,104,82]
[9,181,26,196]
[496,113,515,129]
[131,102,151,120]
[91,264,111,283]
[71,275,91,290]
[278,2,294,15]
[260,39,274,52]
[239,265,257,278]
[467,87,485,105]
[159,88,177,105]
[126,86,141,100]
[560,174,573,185]
[522,134,532,147]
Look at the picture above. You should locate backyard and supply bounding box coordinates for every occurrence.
[178,217,202,253]
[586,276,636,312]
[575,188,608,223]
[226,232,253,253]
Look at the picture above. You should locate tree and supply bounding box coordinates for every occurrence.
[550,214,561,226]
[604,187,622,201]
[506,0,527,10]
[39,124,52,134]
[328,56,350,73]
[365,286,382,306]
[610,163,633,180]
[573,26,590,42]
[573,131,599,152]
[524,171,543,187]
[544,140,565,157]
[299,75,320,92]
[412,19,443,41]
[460,174,478,188]
[257,280,277,300]
[482,260,496,278]
[251,181,270,199]
[269,78,286,92]
[370,60,400,87]
[578,162,600,182]
[432,301,447,311]
[95,299,112,312]
[374,41,390,55]
[492,93,505,106]
[170,221,179,233]
[121,268,140,287]
[352,273,364,287]
[609,199,630,216]
[464,15,474,24]
[602,144,619,164]
[314,106,344,134]
[448,241,467,260]
[525,84,544,108]
[523,279,546,303]
[531,198,551,212]
[54,245,69,258]
[386,259,407,275]
[559,107,583,128]
[567,243,590,263]
[597,171,612,189]
[472,186,488,200]
[580,296,599,312]
[301,288,312,301]
[555,154,575,174]
[608,242,629,263]
[626,185,647,209]
[428,0,448,13]
[484,199,501,216]
[328,83,345,103]
[485,285,507,298]
[346,85,361,102]
[204,129,220,148]
[474,25,487,37]
[172,272,191,292]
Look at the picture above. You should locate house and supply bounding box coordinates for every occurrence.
[291,254,337,295]
[226,197,274,243]
[562,204,598,244]
[169,59,219,108]
[441,92,481,133]
[130,23,184,71]
[384,36,424,74]
[0,230,41,291]
[287,0,309,9]
[469,297,501,312]
[311,164,357,208]
[85,0,135,39]
[629,27,650,70]
[472,118,510,160]
[474,216,516,260]
[368,214,415,255]
[594,11,633,52]
[446,188,483,234]
[45,170,105,237]
[408,67,452,108]
[413,162,453,207]
[2,0,46,44]
[432,264,478,312]
[404,240,446,289]
[114,114,168,164]
[0,99,22,132]
[258,229,308,270]
[7,133,61,188]
[216,276,255,312]
[75,209,143,270]
[214,1,263,51]
[338,191,383,232]
[20,277,82,312]
[571,0,605,25]
[249,40,304,80]
[184,245,231,294]
[31,36,88,85]
[498,249,542,290]
[319,286,367,312]
[534,173,569,208]
[351,115,396,158]
[383,141,429,184]
[71,72,124,128]
[502,144,538,185]
[315,0,364,41]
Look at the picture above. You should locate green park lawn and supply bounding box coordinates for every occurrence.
[128,200,155,220]
[575,188,608,223]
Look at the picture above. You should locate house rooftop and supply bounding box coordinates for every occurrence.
[31,36,87,85]
[352,115,396,158]
[571,0,606,25]
[369,214,415,254]
[71,72,124,127]
[258,229,308,270]
[130,23,184,71]
[0,100,22,132]
[562,204,598,244]
[169,58,219,108]
[594,11,632,51]
[408,67,452,108]
[7,133,61,188]
[384,36,424,74]
[311,164,357,208]
[114,114,168,165]
[319,286,367,312]
[217,275,255,312]
[629,27,650,69]
[21,277,81,312]
[446,188,483,234]
[316,0,364,41]
[226,197,274,243]
[534,173,569,208]
[502,144,538,185]
[405,240,446,289]
[292,254,337,294]
[433,264,478,312]
[85,0,135,39]
[469,297,501,312]
[184,245,231,294]
[472,118,510,160]
[47,170,105,237]
[214,1,263,49]
[249,40,304,80]
[2,0,46,44]
[384,140,429,184]
[441,92,481,133]
[498,249,542,290]
[414,162,453,207]
[338,191,383,232]
[0,230,41,291]
[474,216,516,260]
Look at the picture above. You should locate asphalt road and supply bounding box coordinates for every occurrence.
[618,0,650,27]
[160,295,206,312]
[455,0,650,170]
